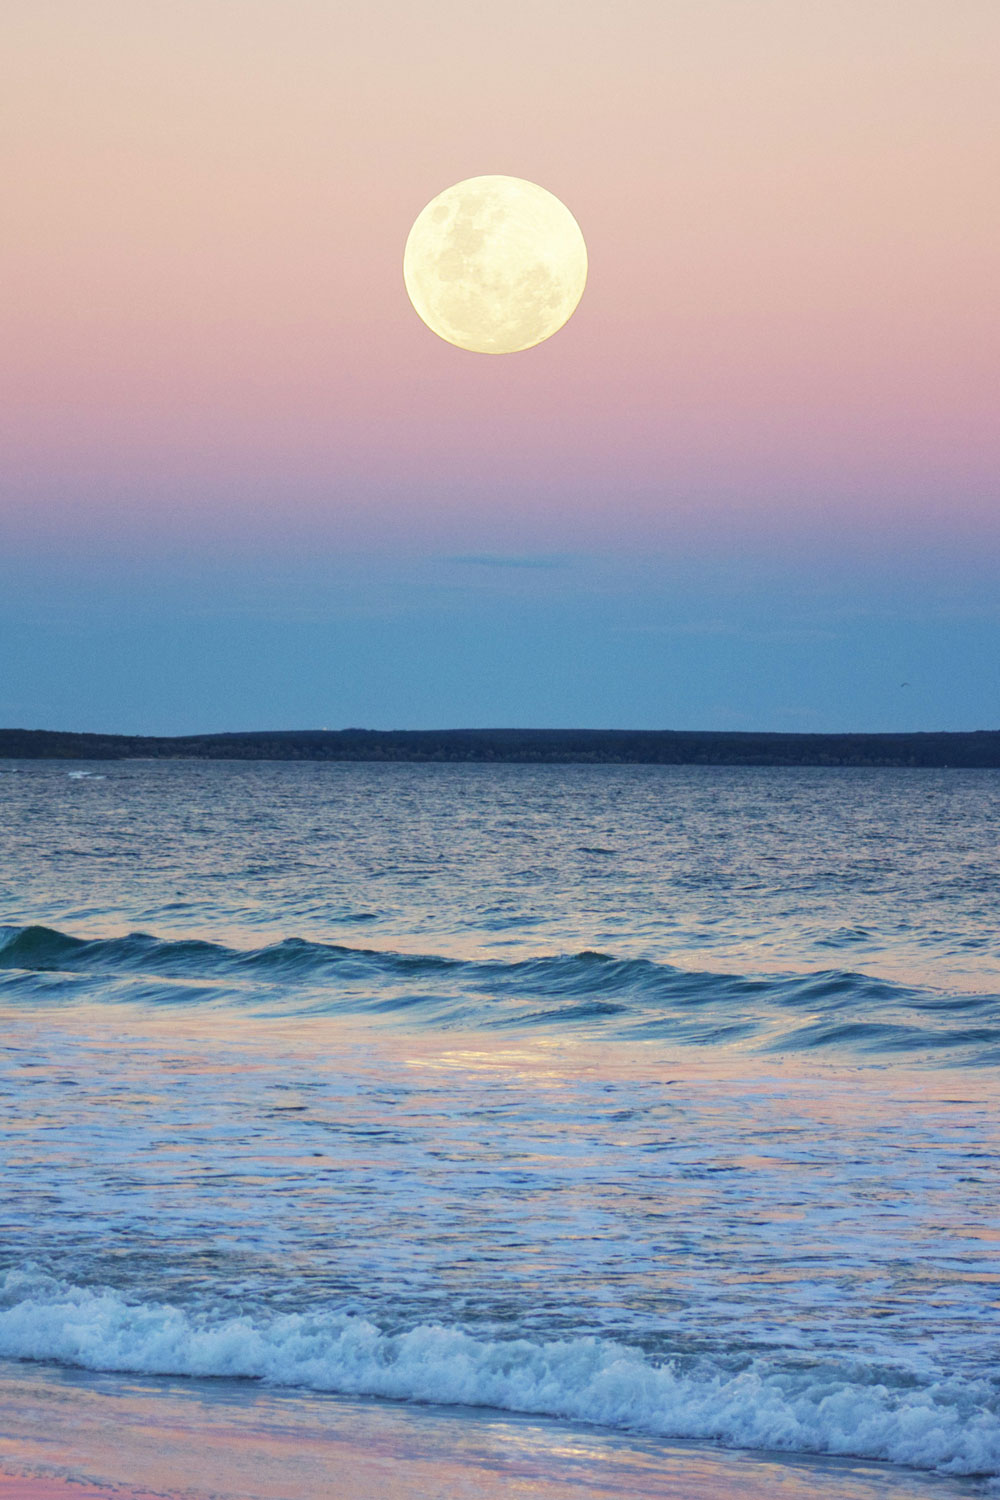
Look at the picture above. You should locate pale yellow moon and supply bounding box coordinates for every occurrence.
[403,176,588,354]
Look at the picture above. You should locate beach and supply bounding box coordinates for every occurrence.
[6,0,998,1488]
[1,760,998,1497]
[0,1359,986,1500]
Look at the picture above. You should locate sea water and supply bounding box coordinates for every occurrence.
[1,761,998,1488]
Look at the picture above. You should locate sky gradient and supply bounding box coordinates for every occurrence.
[2,0,998,733]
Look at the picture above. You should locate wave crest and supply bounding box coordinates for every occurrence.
[0,1271,997,1480]
[2,924,998,1063]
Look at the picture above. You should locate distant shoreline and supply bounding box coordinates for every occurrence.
[3,726,1000,767]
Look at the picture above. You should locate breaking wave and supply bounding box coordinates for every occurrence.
[0,1271,997,1481]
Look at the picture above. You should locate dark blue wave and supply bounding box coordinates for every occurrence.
[1,924,998,1064]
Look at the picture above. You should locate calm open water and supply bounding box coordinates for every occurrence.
[1,761,999,1487]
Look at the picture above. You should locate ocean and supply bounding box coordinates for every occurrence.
[1,760,999,1498]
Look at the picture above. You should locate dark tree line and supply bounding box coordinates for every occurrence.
[3,726,1000,767]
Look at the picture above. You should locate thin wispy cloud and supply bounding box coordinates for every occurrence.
[446,554,573,570]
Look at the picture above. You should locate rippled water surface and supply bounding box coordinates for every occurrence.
[1,761,999,1487]
[4,759,1000,985]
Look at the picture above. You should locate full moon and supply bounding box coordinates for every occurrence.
[403,176,588,354]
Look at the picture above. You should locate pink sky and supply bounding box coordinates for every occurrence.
[2,0,998,560]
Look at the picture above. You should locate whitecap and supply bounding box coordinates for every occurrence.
[1,1271,997,1482]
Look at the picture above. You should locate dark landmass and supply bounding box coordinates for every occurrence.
[2,726,1000,767]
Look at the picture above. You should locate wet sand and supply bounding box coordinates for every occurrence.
[0,1360,982,1500]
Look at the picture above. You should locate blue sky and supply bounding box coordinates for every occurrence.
[3,540,998,735]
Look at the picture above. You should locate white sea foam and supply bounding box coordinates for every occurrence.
[1,1271,997,1480]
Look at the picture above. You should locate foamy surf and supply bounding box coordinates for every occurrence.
[0,1272,997,1482]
